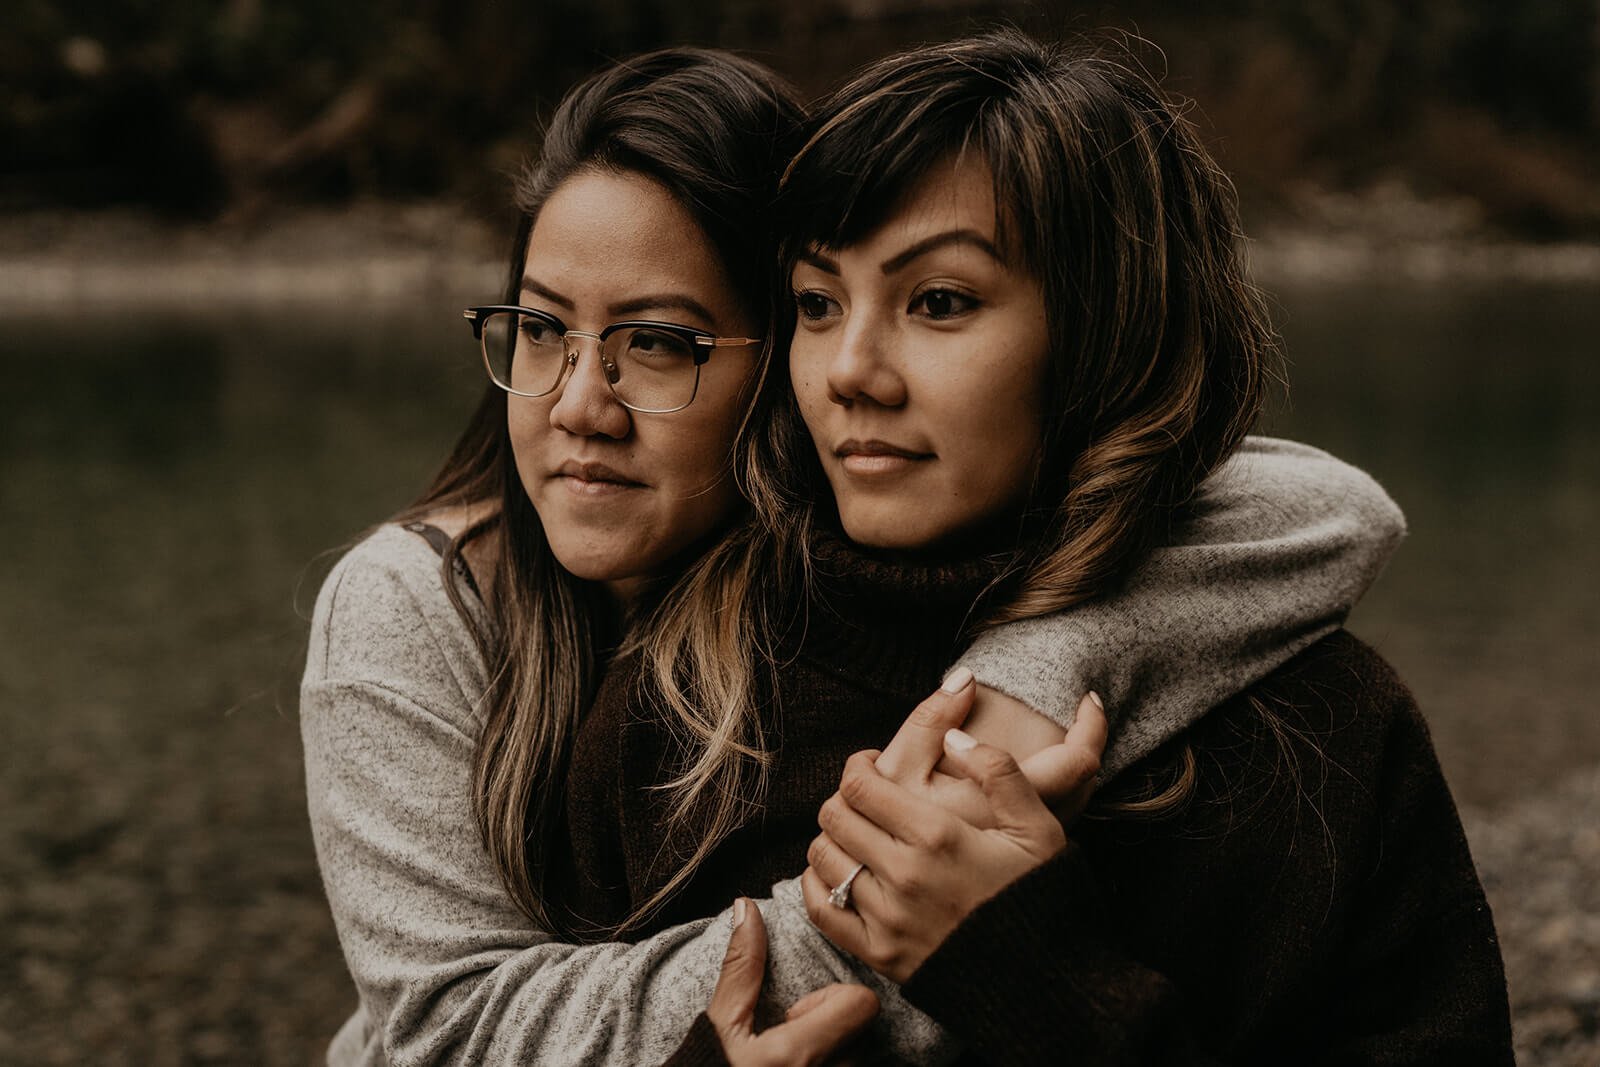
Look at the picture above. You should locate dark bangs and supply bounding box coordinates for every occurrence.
[777,42,1053,275]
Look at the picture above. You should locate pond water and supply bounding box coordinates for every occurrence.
[0,276,1596,1061]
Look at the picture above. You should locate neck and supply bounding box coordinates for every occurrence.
[792,524,1018,695]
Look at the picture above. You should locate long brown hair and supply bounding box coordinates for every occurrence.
[401,48,804,930]
[624,29,1279,929]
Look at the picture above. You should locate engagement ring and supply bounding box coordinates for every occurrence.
[828,861,867,909]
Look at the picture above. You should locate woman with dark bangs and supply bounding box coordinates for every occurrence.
[544,31,1515,1065]
[304,39,1423,1067]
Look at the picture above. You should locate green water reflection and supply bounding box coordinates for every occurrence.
[0,279,1595,1060]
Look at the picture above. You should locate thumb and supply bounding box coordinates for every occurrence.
[778,983,880,1063]
[1018,691,1106,802]
[706,899,766,1036]
[942,730,1061,847]
[785,981,880,1024]
[875,667,977,782]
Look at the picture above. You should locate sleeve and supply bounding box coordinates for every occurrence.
[955,436,1407,778]
[901,651,1513,1066]
[301,531,954,1066]
[901,847,1220,1066]
[660,1015,730,1066]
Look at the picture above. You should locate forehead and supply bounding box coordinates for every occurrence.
[885,156,996,234]
[810,155,1002,262]
[524,169,739,322]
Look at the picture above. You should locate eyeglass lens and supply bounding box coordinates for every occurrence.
[480,310,699,411]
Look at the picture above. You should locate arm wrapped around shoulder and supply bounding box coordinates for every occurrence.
[957,435,1406,780]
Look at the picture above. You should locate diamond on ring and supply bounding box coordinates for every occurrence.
[828,862,867,909]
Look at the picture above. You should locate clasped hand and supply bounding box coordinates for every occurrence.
[801,672,1108,983]
[701,675,1107,1063]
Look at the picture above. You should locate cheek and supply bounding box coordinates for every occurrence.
[505,400,549,488]
[954,340,1049,498]
[659,369,753,505]
[787,340,829,421]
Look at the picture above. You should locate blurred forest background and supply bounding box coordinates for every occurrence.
[5,0,1599,236]
[2,2,1597,1066]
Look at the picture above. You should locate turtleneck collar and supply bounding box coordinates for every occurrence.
[791,524,1018,696]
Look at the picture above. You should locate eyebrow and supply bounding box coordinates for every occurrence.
[879,230,1002,274]
[520,277,573,310]
[797,249,840,275]
[795,229,1003,278]
[520,276,716,325]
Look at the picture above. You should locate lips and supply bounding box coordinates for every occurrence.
[833,438,934,477]
[834,439,934,461]
[553,460,646,487]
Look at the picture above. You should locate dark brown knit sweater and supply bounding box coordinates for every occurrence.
[556,542,1513,1064]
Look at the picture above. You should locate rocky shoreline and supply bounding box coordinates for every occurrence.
[1463,762,1600,1065]
[3,200,1599,311]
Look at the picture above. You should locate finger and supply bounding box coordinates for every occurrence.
[806,832,862,889]
[706,898,765,1034]
[785,980,879,1023]
[1018,692,1107,803]
[874,667,977,782]
[827,755,951,854]
[943,731,1061,843]
[773,982,879,1064]
[1066,691,1109,756]
[802,865,872,955]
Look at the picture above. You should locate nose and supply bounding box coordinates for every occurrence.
[547,336,631,438]
[824,312,906,408]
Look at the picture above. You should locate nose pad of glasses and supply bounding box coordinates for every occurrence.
[603,359,621,386]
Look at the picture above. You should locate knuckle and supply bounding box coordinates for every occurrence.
[895,865,928,898]
[844,749,877,775]
[719,945,752,975]
[878,856,911,893]
[977,747,1020,779]
[925,819,959,854]
[909,695,948,728]
[818,795,842,832]
[839,769,871,807]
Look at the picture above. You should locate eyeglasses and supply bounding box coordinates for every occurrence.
[462,305,762,414]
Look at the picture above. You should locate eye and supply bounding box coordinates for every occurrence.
[519,316,560,345]
[910,288,979,321]
[793,290,839,323]
[622,327,695,362]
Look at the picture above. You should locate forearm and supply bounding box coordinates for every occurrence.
[957,436,1405,778]
[306,679,955,1065]
[306,529,963,1063]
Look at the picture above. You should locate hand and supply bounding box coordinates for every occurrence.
[707,898,879,1066]
[802,713,1104,984]
[874,669,1106,829]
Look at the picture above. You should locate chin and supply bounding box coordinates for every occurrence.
[546,535,649,585]
[836,507,934,551]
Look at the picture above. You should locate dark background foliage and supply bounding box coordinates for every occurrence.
[5,0,1598,233]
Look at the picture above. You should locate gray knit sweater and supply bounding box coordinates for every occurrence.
[301,436,1404,1066]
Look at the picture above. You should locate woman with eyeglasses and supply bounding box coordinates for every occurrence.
[558,32,1510,1065]
[301,45,1410,1066]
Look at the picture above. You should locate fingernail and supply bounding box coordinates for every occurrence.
[1088,691,1104,712]
[941,666,974,693]
[944,728,977,753]
[732,898,747,928]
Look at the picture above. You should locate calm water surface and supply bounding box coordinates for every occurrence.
[1,278,1596,1061]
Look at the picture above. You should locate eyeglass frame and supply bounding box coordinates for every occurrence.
[462,304,763,414]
